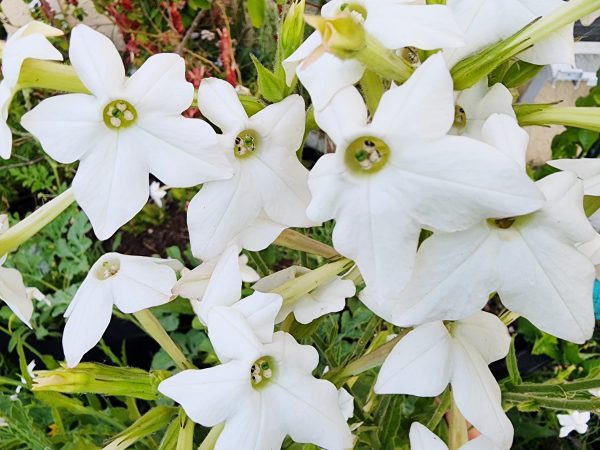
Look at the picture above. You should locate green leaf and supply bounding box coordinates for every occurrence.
[250,54,286,103]
[247,0,266,28]
[507,337,523,385]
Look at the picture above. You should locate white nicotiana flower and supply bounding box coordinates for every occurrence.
[149,181,168,208]
[1,21,63,159]
[444,0,575,68]
[158,296,353,450]
[188,78,314,261]
[176,245,276,325]
[252,265,356,324]
[394,169,597,344]
[558,411,591,438]
[172,247,260,304]
[0,214,33,327]
[589,388,600,397]
[409,422,503,450]
[452,79,516,140]
[376,312,513,449]
[548,158,600,196]
[22,25,232,240]
[0,417,7,427]
[62,252,183,367]
[307,54,544,319]
[283,0,464,110]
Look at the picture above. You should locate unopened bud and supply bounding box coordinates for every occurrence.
[32,363,170,400]
[281,0,306,60]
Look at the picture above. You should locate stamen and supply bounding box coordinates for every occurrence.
[250,356,276,389]
[453,104,467,130]
[103,99,138,130]
[95,258,121,280]
[345,136,390,174]
[234,130,260,159]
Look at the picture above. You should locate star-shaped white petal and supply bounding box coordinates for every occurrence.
[22,25,232,239]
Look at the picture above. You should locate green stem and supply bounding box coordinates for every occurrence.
[245,251,270,277]
[505,378,600,395]
[133,310,195,371]
[198,423,224,450]
[517,106,600,132]
[0,189,76,257]
[273,258,353,307]
[325,330,409,385]
[357,33,413,83]
[427,388,452,430]
[503,392,600,411]
[448,396,468,450]
[176,410,195,450]
[452,0,600,89]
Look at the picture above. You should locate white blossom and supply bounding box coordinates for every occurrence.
[252,265,355,324]
[62,253,182,367]
[178,245,276,326]
[452,79,516,140]
[376,312,513,449]
[393,170,597,344]
[22,25,232,240]
[444,0,575,68]
[158,296,353,450]
[284,0,464,109]
[307,54,544,319]
[1,21,63,159]
[558,411,591,438]
[173,248,259,303]
[188,78,314,261]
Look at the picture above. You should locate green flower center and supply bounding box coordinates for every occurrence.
[401,47,420,66]
[453,104,467,130]
[250,356,276,390]
[95,258,120,280]
[103,99,137,130]
[340,3,368,21]
[234,129,259,159]
[345,136,390,174]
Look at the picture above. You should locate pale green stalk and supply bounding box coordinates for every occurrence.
[0,189,75,257]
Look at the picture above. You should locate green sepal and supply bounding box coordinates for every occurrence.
[251,54,287,103]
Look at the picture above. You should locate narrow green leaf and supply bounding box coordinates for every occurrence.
[507,337,523,385]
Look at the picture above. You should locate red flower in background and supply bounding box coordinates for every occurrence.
[218,27,237,87]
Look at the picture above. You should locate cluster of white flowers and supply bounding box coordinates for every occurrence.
[2,0,600,449]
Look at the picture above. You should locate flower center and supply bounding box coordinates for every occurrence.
[250,356,276,390]
[95,258,121,280]
[103,99,137,130]
[234,129,259,159]
[489,217,517,229]
[401,47,420,66]
[345,136,390,174]
[340,3,367,22]
[453,104,467,130]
